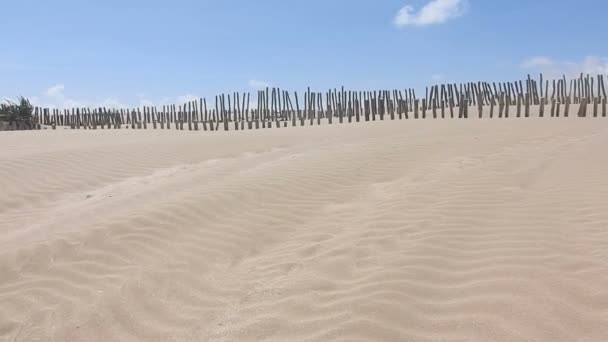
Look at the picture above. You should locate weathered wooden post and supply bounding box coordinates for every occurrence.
[257,93,263,130]
[301,91,307,126]
[312,90,317,126]
[103,109,109,129]
[34,107,39,128]
[69,108,75,129]
[364,92,370,121]
[578,98,588,117]
[379,91,385,121]
[448,92,454,119]
[477,92,483,118]
[539,97,545,117]
[187,102,193,130]
[130,110,135,129]
[421,99,426,119]
[234,93,240,130]
[140,107,145,130]
[564,96,570,117]
[355,92,361,122]
[498,93,505,118]
[223,94,230,131]
[176,105,182,130]
[271,88,278,127]
[288,92,295,127]
[142,107,150,129]
[458,95,464,118]
[240,92,247,130]
[104,107,110,129]
[268,89,274,128]
[317,93,326,125]
[193,102,200,131]
[76,108,82,129]
[171,105,177,130]
[593,97,599,117]
[396,90,402,120]
[98,107,104,130]
[198,99,204,130]
[524,94,530,117]
[338,89,345,123]
[294,91,301,127]
[588,74,593,102]
[516,95,522,117]
[274,89,280,127]
[370,91,376,121]
[135,108,142,129]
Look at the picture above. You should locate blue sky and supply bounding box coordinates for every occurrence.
[2,0,608,108]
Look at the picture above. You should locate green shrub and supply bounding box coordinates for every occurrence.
[0,97,34,129]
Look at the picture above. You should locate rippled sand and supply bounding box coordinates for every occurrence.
[1,115,608,341]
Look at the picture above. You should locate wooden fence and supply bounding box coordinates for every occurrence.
[19,73,608,131]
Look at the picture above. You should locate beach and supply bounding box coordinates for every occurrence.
[1,117,608,341]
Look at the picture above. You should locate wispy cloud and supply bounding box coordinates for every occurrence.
[3,85,214,110]
[394,0,468,28]
[521,55,608,77]
[42,84,84,108]
[176,94,199,104]
[575,56,608,74]
[521,56,555,69]
[15,85,202,109]
[248,79,270,90]
[431,73,445,81]
[45,84,65,97]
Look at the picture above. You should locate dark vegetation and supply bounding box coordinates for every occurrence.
[0,97,34,130]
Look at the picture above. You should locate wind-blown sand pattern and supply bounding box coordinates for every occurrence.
[1,117,608,341]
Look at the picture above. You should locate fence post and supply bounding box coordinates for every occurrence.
[477,92,483,118]
[593,97,599,117]
[578,98,587,117]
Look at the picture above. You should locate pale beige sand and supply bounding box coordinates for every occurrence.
[1,116,608,341]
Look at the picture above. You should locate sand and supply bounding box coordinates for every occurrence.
[1,117,608,341]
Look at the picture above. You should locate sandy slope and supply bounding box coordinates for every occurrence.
[1,116,608,341]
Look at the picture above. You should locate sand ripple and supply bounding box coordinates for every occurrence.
[1,118,608,341]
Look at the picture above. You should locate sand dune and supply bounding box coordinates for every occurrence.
[1,117,608,341]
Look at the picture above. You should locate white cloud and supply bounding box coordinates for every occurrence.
[394,0,468,27]
[576,56,608,74]
[96,98,129,108]
[431,73,445,81]
[19,85,204,109]
[521,55,608,78]
[248,79,270,90]
[176,94,199,104]
[45,84,65,97]
[40,84,81,108]
[521,56,555,69]
[136,94,200,108]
